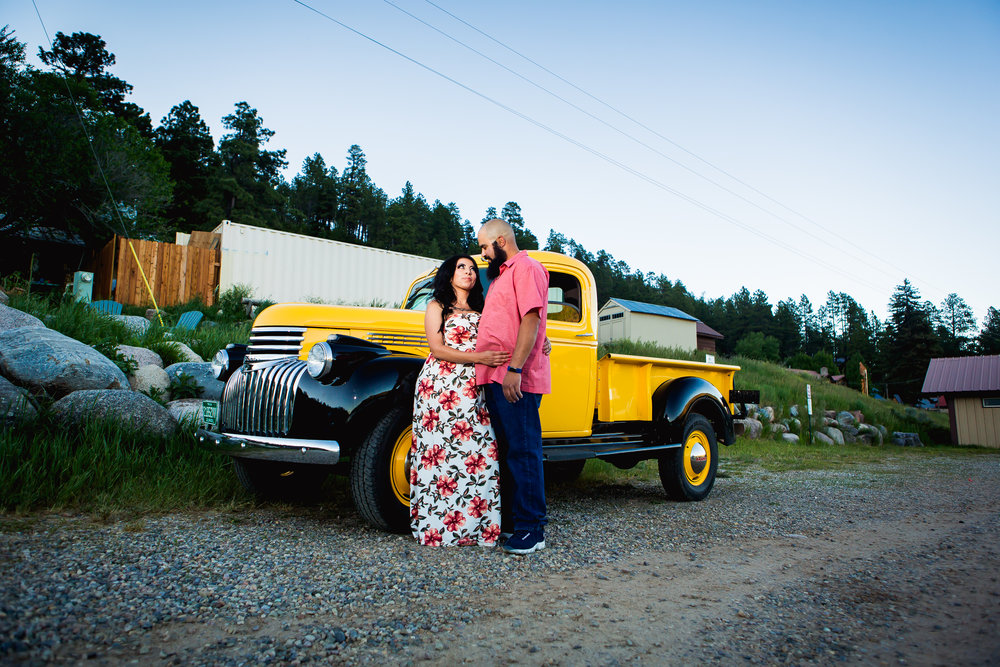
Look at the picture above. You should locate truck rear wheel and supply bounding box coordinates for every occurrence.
[350,406,412,533]
[232,458,328,500]
[659,414,718,501]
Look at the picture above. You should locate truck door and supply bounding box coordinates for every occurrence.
[541,267,598,437]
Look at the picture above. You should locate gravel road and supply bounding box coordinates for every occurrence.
[2,454,999,666]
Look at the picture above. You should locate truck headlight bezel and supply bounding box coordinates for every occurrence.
[307,342,334,379]
[211,348,230,379]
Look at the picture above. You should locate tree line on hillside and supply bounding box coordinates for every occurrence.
[2,28,998,404]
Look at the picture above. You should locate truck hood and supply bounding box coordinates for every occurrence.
[254,303,428,357]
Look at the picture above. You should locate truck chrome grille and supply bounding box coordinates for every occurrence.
[368,332,427,348]
[220,358,307,435]
[248,326,306,361]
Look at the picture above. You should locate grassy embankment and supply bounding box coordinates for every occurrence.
[579,339,992,486]
[1,288,993,514]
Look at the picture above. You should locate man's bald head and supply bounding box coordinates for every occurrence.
[478,218,515,248]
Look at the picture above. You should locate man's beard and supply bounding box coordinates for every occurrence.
[486,241,507,279]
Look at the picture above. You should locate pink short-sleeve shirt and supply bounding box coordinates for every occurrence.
[474,251,550,394]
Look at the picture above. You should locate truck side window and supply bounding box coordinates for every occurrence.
[547,272,582,323]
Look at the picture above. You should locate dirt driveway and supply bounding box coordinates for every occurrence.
[2,455,999,665]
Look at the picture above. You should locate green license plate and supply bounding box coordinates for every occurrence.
[201,400,220,431]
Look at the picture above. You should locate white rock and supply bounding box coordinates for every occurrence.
[130,364,170,395]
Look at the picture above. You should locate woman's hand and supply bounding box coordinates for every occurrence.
[543,337,552,356]
[477,350,512,367]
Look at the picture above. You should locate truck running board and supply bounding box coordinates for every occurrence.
[542,433,681,462]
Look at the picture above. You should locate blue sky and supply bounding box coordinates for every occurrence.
[9,1,999,326]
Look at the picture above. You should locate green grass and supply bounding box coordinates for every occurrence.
[0,415,244,514]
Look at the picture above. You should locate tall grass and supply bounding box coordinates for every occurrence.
[0,416,243,513]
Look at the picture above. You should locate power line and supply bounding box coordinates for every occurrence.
[419,0,944,297]
[290,0,886,293]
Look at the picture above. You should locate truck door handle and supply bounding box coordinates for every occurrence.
[575,333,596,338]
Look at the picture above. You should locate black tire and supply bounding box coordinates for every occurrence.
[658,414,718,501]
[544,459,586,486]
[232,458,328,500]
[349,406,412,533]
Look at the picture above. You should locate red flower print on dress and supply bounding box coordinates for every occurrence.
[451,420,474,442]
[481,523,500,544]
[486,441,498,461]
[422,528,442,546]
[435,474,458,497]
[421,409,440,431]
[409,465,419,484]
[417,378,435,399]
[446,325,471,346]
[438,390,460,411]
[442,510,466,532]
[420,444,445,470]
[467,495,489,518]
[464,452,487,474]
[476,407,491,426]
[437,361,456,376]
[462,379,479,399]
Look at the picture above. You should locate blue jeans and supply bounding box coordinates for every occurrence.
[485,384,546,532]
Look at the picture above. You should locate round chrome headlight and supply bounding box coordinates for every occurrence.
[307,342,334,378]
[211,348,230,379]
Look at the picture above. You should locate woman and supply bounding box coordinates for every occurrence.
[410,255,510,547]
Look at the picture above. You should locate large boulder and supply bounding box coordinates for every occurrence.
[50,389,177,439]
[0,304,44,331]
[0,327,128,398]
[824,427,845,445]
[836,411,857,427]
[0,289,8,305]
[166,398,208,425]
[111,314,150,336]
[116,345,163,369]
[735,417,763,440]
[892,432,924,447]
[0,375,37,420]
[789,404,799,418]
[164,362,224,401]
[813,431,834,445]
[162,342,203,364]
[781,433,800,444]
[130,364,170,396]
[756,406,775,423]
[770,422,789,435]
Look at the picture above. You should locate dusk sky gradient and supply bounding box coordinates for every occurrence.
[9,1,999,326]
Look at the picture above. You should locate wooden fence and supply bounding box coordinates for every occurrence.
[93,235,220,307]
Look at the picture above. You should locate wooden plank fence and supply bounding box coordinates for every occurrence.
[93,235,220,307]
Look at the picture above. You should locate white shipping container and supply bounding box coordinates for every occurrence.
[213,221,440,307]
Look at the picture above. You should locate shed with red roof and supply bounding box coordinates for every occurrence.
[921,355,1000,447]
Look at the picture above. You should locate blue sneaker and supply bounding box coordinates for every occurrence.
[502,529,545,554]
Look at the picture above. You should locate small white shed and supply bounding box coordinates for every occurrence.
[598,298,698,351]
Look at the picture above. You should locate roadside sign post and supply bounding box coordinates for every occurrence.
[806,384,813,444]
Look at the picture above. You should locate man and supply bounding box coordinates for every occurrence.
[474,218,550,554]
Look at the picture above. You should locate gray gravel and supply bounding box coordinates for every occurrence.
[2,455,999,665]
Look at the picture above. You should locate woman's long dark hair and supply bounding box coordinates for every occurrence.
[432,255,484,332]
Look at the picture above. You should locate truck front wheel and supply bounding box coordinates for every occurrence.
[349,406,412,533]
[659,414,718,501]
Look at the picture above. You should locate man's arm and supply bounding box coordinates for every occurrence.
[502,309,540,403]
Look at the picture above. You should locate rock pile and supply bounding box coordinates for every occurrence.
[0,295,218,437]
[736,404,892,447]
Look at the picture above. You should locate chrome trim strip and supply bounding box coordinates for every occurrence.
[197,430,340,465]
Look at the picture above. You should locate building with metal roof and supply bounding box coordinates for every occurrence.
[597,298,700,352]
[922,355,1000,447]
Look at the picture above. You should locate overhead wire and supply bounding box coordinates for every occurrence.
[290,0,887,293]
[30,0,165,325]
[420,0,943,297]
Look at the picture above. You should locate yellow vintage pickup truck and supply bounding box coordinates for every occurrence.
[199,251,757,531]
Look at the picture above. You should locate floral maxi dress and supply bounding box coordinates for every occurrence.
[410,311,501,546]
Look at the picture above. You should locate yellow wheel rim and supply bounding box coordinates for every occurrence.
[390,426,413,506]
[683,429,711,487]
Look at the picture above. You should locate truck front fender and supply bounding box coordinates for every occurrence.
[652,376,735,446]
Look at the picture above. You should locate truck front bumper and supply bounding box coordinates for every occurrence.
[197,429,341,465]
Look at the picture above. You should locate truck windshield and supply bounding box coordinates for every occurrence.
[403,269,492,311]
